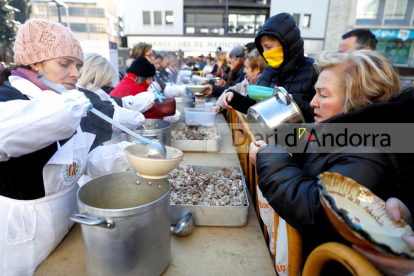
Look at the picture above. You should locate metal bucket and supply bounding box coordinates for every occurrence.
[247,87,305,145]
[71,172,171,276]
[175,97,195,122]
[126,119,171,146]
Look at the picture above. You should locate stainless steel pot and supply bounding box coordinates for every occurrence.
[175,97,195,122]
[126,119,171,146]
[71,172,171,276]
[247,87,305,145]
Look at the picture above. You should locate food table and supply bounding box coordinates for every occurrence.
[35,114,276,276]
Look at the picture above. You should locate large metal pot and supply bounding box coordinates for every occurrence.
[247,87,305,145]
[175,97,195,122]
[126,119,171,146]
[71,172,171,276]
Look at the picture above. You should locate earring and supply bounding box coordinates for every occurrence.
[35,68,39,72]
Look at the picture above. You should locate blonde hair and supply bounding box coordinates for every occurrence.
[245,49,266,73]
[130,42,152,58]
[215,51,227,63]
[79,53,117,91]
[314,50,401,113]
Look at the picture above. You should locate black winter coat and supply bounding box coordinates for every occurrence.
[229,13,318,122]
[256,89,414,257]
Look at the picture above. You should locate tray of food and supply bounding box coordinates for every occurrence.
[171,123,222,152]
[168,165,249,226]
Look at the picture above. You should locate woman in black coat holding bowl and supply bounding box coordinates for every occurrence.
[250,50,414,261]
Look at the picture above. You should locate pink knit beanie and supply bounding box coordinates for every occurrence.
[14,19,84,66]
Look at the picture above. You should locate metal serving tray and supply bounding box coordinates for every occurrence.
[169,165,249,226]
[171,123,222,153]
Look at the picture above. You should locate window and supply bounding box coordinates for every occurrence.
[69,7,86,17]
[48,6,66,16]
[384,0,408,20]
[292,13,300,25]
[143,11,151,25]
[302,14,311,28]
[61,22,68,28]
[88,8,105,18]
[376,40,412,65]
[228,14,255,34]
[165,11,174,24]
[89,23,107,33]
[356,0,380,19]
[37,6,47,16]
[154,11,162,25]
[70,23,87,32]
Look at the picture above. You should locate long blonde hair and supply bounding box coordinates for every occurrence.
[79,53,117,91]
[314,50,401,112]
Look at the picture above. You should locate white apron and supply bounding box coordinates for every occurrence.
[0,126,95,276]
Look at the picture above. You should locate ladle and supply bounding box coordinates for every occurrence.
[37,73,167,159]
[171,213,195,237]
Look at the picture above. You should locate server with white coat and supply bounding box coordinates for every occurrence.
[0,19,135,276]
[78,52,155,145]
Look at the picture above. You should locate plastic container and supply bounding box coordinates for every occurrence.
[203,102,215,109]
[185,108,216,126]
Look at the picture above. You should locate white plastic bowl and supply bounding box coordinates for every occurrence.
[185,108,216,126]
[186,85,206,96]
[125,144,184,179]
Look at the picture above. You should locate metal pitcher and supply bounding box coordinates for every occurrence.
[247,87,305,145]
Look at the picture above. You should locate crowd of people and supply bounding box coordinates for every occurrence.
[0,11,413,276]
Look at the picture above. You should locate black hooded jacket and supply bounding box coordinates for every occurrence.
[228,13,318,122]
[255,89,414,257]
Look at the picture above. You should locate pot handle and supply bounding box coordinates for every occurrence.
[70,214,115,229]
[274,87,291,106]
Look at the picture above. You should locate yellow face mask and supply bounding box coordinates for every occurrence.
[263,46,284,68]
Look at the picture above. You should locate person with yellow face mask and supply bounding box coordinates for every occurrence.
[220,13,318,123]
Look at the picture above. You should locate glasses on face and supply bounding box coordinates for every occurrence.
[145,53,154,58]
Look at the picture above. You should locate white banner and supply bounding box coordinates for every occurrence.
[127,36,254,52]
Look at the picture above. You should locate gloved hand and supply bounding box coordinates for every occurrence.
[152,90,166,103]
[163,109,181,124]
[123,92,155,113]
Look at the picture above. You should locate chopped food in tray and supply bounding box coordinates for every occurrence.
[171,126,220,140]
[168,166,247,206]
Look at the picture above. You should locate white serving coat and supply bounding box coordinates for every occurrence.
[0,76,132,275]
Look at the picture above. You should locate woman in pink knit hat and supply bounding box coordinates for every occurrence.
[0,19,137,275]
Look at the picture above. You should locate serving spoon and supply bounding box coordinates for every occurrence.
[37,73,167,159]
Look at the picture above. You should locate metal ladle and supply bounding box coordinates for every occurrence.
[37,73,167,159]
[171,213,195,237]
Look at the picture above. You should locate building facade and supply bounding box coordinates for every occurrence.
[32,0,122,45]
[122,0,330,57]
[324,0,414,73]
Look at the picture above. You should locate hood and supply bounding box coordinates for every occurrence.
[255,13,304,73]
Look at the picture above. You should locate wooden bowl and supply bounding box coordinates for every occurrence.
[318,172,414,258]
